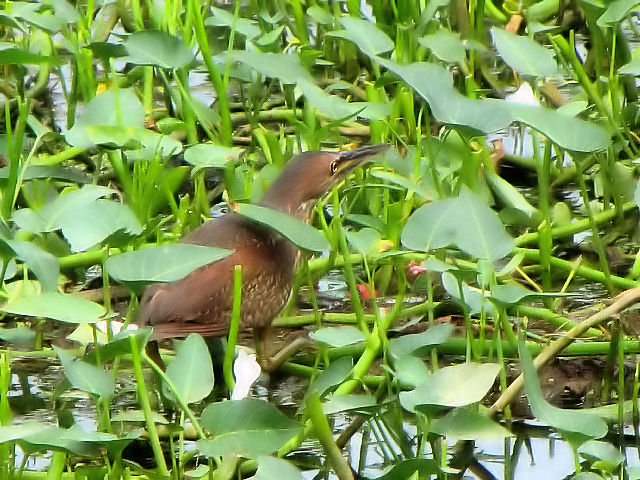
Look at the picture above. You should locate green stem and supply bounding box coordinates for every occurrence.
[223,265,242,392]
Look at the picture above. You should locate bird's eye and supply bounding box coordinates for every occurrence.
[330,160,339,175]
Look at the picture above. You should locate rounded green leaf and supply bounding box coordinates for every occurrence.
[65,89,144,148]
[518,342,608,441]
[106,244,233,290]
[374,58,512,134]
[2,293,106,324]
[229,51,311,85]
[419,30,466,64]
[309,326,366,347]
[163,333,214,404]
[399,362,501,410]
[430,406,513,440]
[234,203,329,252]
[389,323,454,360]
[253,456,302,480]
[327,17,394,56]
[124,30,194,69]
[491,28,557,76]
[184,144,243,172]
[198,398,303,458]
[54,346,115,398]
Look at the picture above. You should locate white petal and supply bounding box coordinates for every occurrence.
[231,349,261,400]
[505,82,539,106]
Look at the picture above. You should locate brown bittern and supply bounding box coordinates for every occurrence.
[138,144,389,369]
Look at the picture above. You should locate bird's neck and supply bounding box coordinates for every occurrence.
[261,187,313,221]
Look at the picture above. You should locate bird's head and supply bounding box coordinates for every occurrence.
[261,144,390,219]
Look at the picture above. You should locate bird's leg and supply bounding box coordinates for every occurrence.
[253,326,313,373]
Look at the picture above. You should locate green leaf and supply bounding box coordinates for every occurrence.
[59,200,142,252]
[505,102,609,153]
[198,398,303,458]
[346,228,382,255]
[234,203,329,252]
[309,326,366,347]
[389,323,454,360]
[578,440,625,472]
[163,334,214,404]
[490,284,572,305]
[491,28,557,76]
[399,363,501,411]
[391,356,431,388]
[419,30,466,64]
[0,326,35,346]
[371,459,437,480]
[65,89,144,148]
[184,143,243,172]
[298,80,362,120]
[306,357,353,398]
[518,341,608,445]
[0,47,64,65]
[124,30,194,69]
[597,0,640,26]
[618,54,640,75]
[12,184,115,233]
[2,293,106,324]
[253,456,302,480]
[205,7,261,40]
[327,17,394,56]
[374,58,512,133]
[401,188,515,261]
[229,51,311,84]
[429,406,513,439]
[0,422,49,443]
[54,346,115,398]
[322,393,377,415]
[1,240,59,292]
[106,244,233,291]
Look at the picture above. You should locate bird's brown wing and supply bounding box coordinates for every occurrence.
[138,214,294,339]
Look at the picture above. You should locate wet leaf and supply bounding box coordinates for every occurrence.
[491,28,557,76]
[309,326,366,347]
[399,363,501,411]
[124,30,194,68]
[253,456,302,480]
[163,333,214,404]
[54,346,115,398]
[198,398,303,458]
[106,244,232,291]
[3,293,106,324]
[235,203,329,252]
